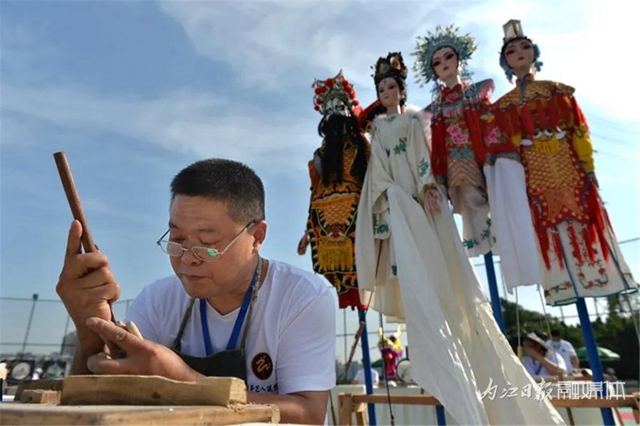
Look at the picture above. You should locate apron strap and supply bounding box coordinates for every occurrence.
[172,297,197,352]
[239,258,263,350]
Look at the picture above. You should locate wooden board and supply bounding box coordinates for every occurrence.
[0,403,280,425]
[60,375,247,406]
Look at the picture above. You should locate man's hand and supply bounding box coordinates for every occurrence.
[524,345,542,360]
[56,220,120,355]
[85,317,200,382]
[297,234,310,256]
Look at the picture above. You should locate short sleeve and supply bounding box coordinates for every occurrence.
[552,353,567,373]
[564,341,577,356]
[276,282,338,394]
[124,284,161,343]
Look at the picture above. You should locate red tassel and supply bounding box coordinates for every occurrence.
[536,99,548,130]
[567,221,583,264]
[509,108,520,132]
[558,95,572,127]
[521,104,536,136]
[547,96,559,129]
[571,97,589,130]
[552,232,565,270]
[528,197,552,270]
[585,187,611,263]
[538,229,552,271]
[582,226,597,264]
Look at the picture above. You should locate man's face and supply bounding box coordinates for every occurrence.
[167,195,266,299]
[551,335,561,342]
[523,339,543,355]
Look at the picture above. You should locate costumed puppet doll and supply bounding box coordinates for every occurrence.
[355,51,565,425]
[297,71,371,309]
[412,25,494,257]
[412,25,541,291]
[493,20,638,306]
[378,327,403,382]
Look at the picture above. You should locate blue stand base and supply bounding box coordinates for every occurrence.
[484,252,506,334]
[576,298,615,426]
[358,308,377,426]
[436,405,447,425]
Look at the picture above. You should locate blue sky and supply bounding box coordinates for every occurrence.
[1,1,638,362]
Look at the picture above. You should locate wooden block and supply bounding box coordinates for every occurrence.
[15,379,64,401]
[0,403,279,425]
[60,375,247,406]
[18,390,61,404]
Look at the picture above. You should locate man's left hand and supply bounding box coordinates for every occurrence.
[84,317,200,382]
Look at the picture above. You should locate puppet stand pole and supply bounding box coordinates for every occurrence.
[436,406,447,425]
[576,298,615,426]
[484,252,506,334]
[358,307,377,426]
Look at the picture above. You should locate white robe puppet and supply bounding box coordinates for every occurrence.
[355,109,566,425]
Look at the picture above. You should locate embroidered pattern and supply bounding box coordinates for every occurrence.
[307,137,369,308]
[419,158,429,177]
[393,137,407,154]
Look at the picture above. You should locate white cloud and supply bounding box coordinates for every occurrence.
[158,0,640,122]
[2,1,638,180]
[2,84,320,173]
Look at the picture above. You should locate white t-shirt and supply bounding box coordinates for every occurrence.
[354,368,379,385]
[523,352,567,377]
[546,339,577,375]
[125,260,337,395]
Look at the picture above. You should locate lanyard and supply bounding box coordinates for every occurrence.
[200,259,261,355]
[534,361,543,376]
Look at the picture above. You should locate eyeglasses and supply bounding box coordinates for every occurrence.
[156,220,257,263]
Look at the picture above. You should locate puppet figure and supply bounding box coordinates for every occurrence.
[378,327,403,381]
[355,51,565,426]
[493,20,638,306]
[413,25,541,293]
[412,25,495,256]
[298,71,371,309]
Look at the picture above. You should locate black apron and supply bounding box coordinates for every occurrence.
[171,258,262,382]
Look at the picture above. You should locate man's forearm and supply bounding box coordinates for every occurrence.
[540,357,564,376]
[248,391,326,425]
[571,356,580,368]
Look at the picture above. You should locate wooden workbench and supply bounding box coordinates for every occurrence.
[0,402,280,425]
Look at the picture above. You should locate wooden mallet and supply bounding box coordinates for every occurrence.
[53,152,142,357]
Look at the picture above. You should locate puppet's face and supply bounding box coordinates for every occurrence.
[325,98,350,117]
[377,77,403,110]
[503,38,535,73]
[431,47,458,83]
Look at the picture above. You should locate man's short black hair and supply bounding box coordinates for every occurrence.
[170,159,265,224]
[550,329,561,337]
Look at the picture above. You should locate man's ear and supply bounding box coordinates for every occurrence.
[251,220,267,252]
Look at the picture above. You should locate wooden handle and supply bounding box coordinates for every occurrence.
[53,151,118,326]
[53,152,96,253]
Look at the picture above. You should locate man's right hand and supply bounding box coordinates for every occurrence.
[56,220,121,356]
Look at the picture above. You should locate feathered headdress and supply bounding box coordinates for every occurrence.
[372,52,408,86]
[412,25,477,86]
[312,70,360,116]
[499,19,543,82]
